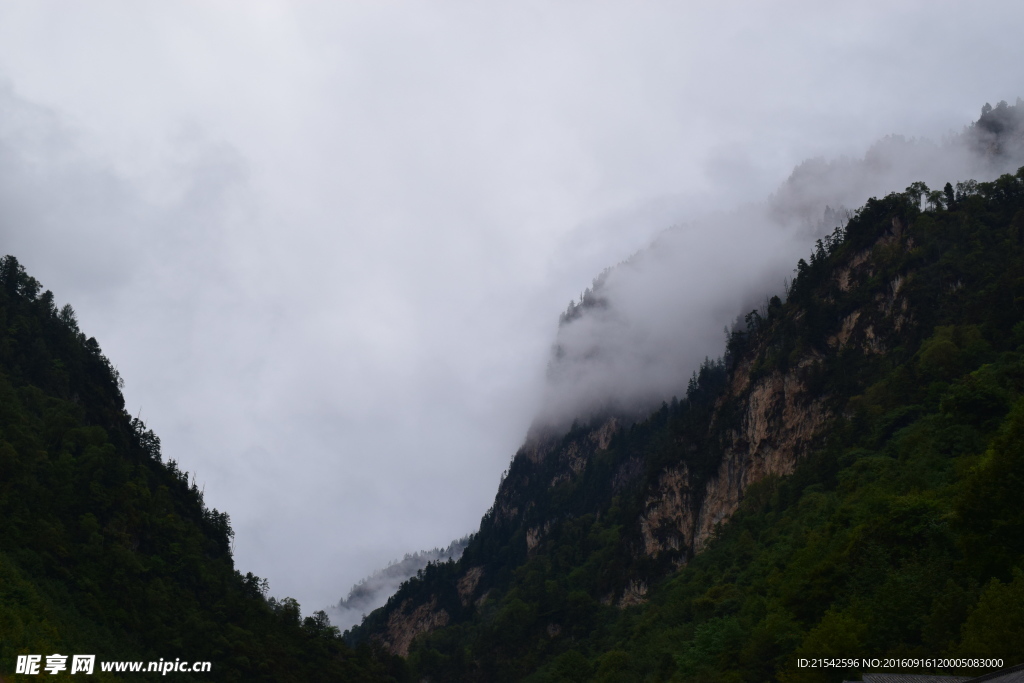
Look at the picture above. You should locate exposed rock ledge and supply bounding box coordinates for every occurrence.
[639,225,910,563]
[640,355,829,562]
[379,597,449,657]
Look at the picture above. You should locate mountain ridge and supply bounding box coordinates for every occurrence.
[350,123,1024,680]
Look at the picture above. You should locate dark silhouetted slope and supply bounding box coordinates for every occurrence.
[0,255,405,682]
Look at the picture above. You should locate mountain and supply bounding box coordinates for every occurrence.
[0,255,404,681]
[349,106,1024,682]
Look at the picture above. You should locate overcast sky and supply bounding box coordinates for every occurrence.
[0,2,1022,614]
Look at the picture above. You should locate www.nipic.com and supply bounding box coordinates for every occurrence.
[15,654,212,675]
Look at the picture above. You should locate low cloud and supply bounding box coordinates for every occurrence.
[535,101,1024,431]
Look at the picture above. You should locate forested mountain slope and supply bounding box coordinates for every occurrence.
[0,256,404,682]
[352,167,1024,682]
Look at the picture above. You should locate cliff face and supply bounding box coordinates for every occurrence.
[380,598,450,657]
[637,224,894,564]
[637,222,900,561]
[640,354,831,562]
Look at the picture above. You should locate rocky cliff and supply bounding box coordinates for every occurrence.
[360,200,925,655]
[641,218,915,564]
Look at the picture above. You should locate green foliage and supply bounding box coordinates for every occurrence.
[956,398,1024,579]
[958,569,1024,660]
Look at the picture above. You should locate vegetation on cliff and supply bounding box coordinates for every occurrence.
[352,165,1024,682]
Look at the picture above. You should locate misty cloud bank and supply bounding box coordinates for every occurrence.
[328,537,470,632]
[535,100,1024,432]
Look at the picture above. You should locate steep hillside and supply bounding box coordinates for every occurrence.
[351,167,1024,682]
[0,256,404,682]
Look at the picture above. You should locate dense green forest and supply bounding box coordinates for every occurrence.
[0,255,404,681]
[352,167,1024,682]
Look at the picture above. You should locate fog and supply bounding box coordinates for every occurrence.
[328,537,470,633]
[537,103,1024,429]
[0,3,1021,615]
